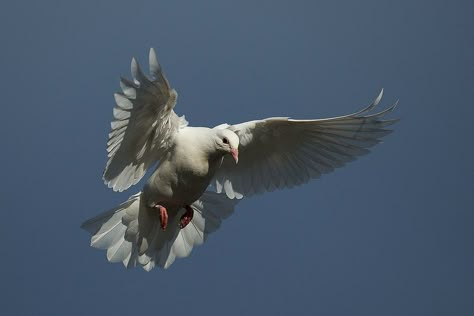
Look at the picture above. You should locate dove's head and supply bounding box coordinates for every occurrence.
[216,129,240,163]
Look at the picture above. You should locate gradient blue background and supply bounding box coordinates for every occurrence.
[1,1,473,315]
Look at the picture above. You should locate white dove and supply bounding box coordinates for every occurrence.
[81,48,398,271]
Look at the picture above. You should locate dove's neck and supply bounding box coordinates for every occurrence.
[176,127,225,162]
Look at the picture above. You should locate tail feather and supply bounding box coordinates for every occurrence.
[106,234,133,263]
[81,191,239,271]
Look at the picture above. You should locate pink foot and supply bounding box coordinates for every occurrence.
[154,205,168,231]
[179,205,194,229]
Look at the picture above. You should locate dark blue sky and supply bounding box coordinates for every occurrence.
[2,1,473,315]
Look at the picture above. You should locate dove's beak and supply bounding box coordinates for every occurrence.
[230,148,239,164]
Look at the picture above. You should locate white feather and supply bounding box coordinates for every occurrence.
[213,90,398,199]
[81,191,239,271]
[103,49,188,192]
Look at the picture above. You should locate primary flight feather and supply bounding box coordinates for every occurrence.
[82,48,398,271]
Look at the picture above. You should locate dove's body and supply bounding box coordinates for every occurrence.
[143,127,225,209]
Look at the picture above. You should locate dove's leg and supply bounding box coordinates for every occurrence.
[153,204,168,231]
[179,205,194,229]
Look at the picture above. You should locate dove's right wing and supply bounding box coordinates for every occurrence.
[103,48,188,192]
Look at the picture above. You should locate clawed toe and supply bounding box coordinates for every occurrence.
[179,205,194,229]
[153,205,168,231]
[152,204,193,230]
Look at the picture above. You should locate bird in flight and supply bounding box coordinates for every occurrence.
[82,48,398,271]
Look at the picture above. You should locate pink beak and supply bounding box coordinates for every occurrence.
[230,148,239,164]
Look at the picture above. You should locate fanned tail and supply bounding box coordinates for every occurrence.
[81,191,239,271]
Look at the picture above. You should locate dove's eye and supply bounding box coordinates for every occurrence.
[223,137,229,144]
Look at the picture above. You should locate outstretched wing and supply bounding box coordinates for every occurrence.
[103,48,188,192]
[212,90,398,199]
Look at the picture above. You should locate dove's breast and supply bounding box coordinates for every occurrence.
[143,127,223,208]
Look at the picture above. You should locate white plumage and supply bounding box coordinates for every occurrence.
[82,48,398,271]
[82,191,237,270]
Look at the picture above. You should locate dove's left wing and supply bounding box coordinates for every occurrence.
[212,90,398,199]
[103,48,188,192]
